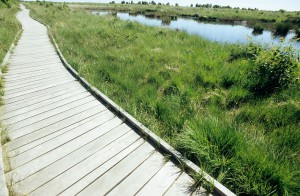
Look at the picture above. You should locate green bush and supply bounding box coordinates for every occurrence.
[247,43,299,95]
[296,28,300,38]
[252,24,264,35]
[275,23,291,36]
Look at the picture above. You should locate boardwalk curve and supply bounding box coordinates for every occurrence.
[1,5,234,196]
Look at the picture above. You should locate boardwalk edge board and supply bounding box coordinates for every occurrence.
[28,7,235,196]
[0,28,22,196]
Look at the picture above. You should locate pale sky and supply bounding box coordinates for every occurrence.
[26,0,300,11]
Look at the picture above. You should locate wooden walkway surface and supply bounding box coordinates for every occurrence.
[1,5,207,196]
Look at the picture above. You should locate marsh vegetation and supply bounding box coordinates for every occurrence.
[72,3,300,33]
[27,2,300,195]
[0,0,20,61]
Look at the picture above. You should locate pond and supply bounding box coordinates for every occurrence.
[93,11,300,50]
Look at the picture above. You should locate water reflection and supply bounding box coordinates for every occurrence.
[93,11,300,49]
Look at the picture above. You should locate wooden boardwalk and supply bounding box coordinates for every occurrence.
[1,5,210,196]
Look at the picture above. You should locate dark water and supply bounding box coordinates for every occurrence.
[93,11,300,50]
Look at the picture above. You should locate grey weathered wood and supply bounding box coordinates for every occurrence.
[136,161,182,195]
[22,126,138,195]
[4,79,76,99]
[12,49,56,56]
[77,142,155,196]
[3,89,85,119]
[4,91,90,124]
[6,104,107,153]
[8,96,96,133]
[3,67,67,82]
[3,84,83,112]
[4,81,80,104]
[59,140,146,196]
[7,110,109,157]
[107,151,166,196]
[10,111,116,168]
[9,56,60,65]
[8,100,100,140]
[164,172,194,196]
[5,72,71,90]
[4,65,63,76]
[5,75,74,94]
[7,117,122,183]
[5,64,65,74]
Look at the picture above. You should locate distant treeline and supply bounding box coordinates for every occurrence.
[109,1,270,11]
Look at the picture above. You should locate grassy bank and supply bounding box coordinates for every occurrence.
[70,3,300,32]
[27,2,300,195]
[0,0,20,62]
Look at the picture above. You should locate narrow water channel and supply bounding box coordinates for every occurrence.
[93,11,300,50]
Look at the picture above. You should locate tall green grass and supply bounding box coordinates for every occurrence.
[0,0,20,61]
[275,23,291,36]
[27,2,300,195]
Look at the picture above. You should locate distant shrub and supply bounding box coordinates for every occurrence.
[275,23,291,36]
[296,29,300,38]
[252,24,264,35]
[279,9,286,13]
[247,43,299,96]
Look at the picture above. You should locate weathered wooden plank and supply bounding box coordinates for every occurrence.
[16,38,50,43]
[10,110,116,168]
[11,51,57,59]
[4,79,76,99]
[4,81,80,104]
[19,126,138,195]
[4,90,88,121]
[4,66,66,81]
[11,49,56,56]
[107,151,166,196]
[6,65,63,75]
[5,75,73,93]
[3,84,82,112]
[164,172,194,196]
[5,72,70,89]
[59,140,146,196]
[136,161,182,195]
[9,56,60,64]
[6,104,107,153]
[77,142,155,196]
[7,110,109,158]
[4,67,65,79]
[5,75,74,94]
[7,117,122,183]
[7,100,101,140]
[7,60,61,69]
[12,48,55,55]
[5,64,64,74]
[7,95,95,132]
